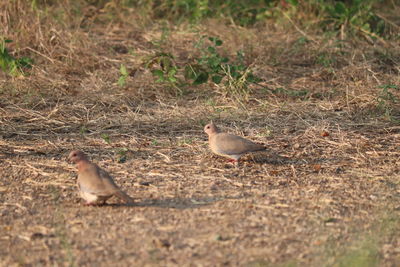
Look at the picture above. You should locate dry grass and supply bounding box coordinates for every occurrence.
[1,1,400,266]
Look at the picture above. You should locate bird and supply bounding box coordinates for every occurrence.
[204,122,266,166]
[68,150,134,205]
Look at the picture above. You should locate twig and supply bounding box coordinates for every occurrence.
[282,12,317,43]
[25,47,56,64]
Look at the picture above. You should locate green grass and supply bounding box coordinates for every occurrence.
[332,238,380,267]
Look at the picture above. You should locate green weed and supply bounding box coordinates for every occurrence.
[187,36,260,88]
[123,1,390,39]
[320,0,385,39]
[190,36,262,99]
[146,52,182,94]
[148,0,210,23]
[117,64,128,86]
[144,35,261,100]
[101,133,111,144]
[0,39,32,77]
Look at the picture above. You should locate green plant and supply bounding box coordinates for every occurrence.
[145,36,261,100]
[316,52,335,68]
[184,36,226,85]
[150,54,178,84]
[214,0,277,26]
[117,64,128,86]
[185,36,261,99]
[321,0,385,39]
[145,0,278,26]
[101,133,111,144]
[150,0,210,23]
[145,52,181,93]
[0,39,32,76]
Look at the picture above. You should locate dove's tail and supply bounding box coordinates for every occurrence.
[114,190,134,204]
[249,143,266,153]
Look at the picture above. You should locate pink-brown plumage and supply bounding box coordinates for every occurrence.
[68,150,133,205]
[204,122,265,165]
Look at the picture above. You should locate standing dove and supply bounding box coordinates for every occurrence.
[68,150,133,205]
[204,122,266,165]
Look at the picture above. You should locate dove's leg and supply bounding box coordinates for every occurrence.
[227,156,240,167]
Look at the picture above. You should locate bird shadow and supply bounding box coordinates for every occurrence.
[248,151,294,165]
[104,195,242,209]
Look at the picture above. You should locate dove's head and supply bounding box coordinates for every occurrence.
[68,150,88,164]
[204,122,219,136]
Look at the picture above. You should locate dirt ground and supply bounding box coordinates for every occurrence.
[1,10,400,266]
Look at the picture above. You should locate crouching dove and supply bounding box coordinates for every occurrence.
[204,122,266,166]
[68,150,134,205]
